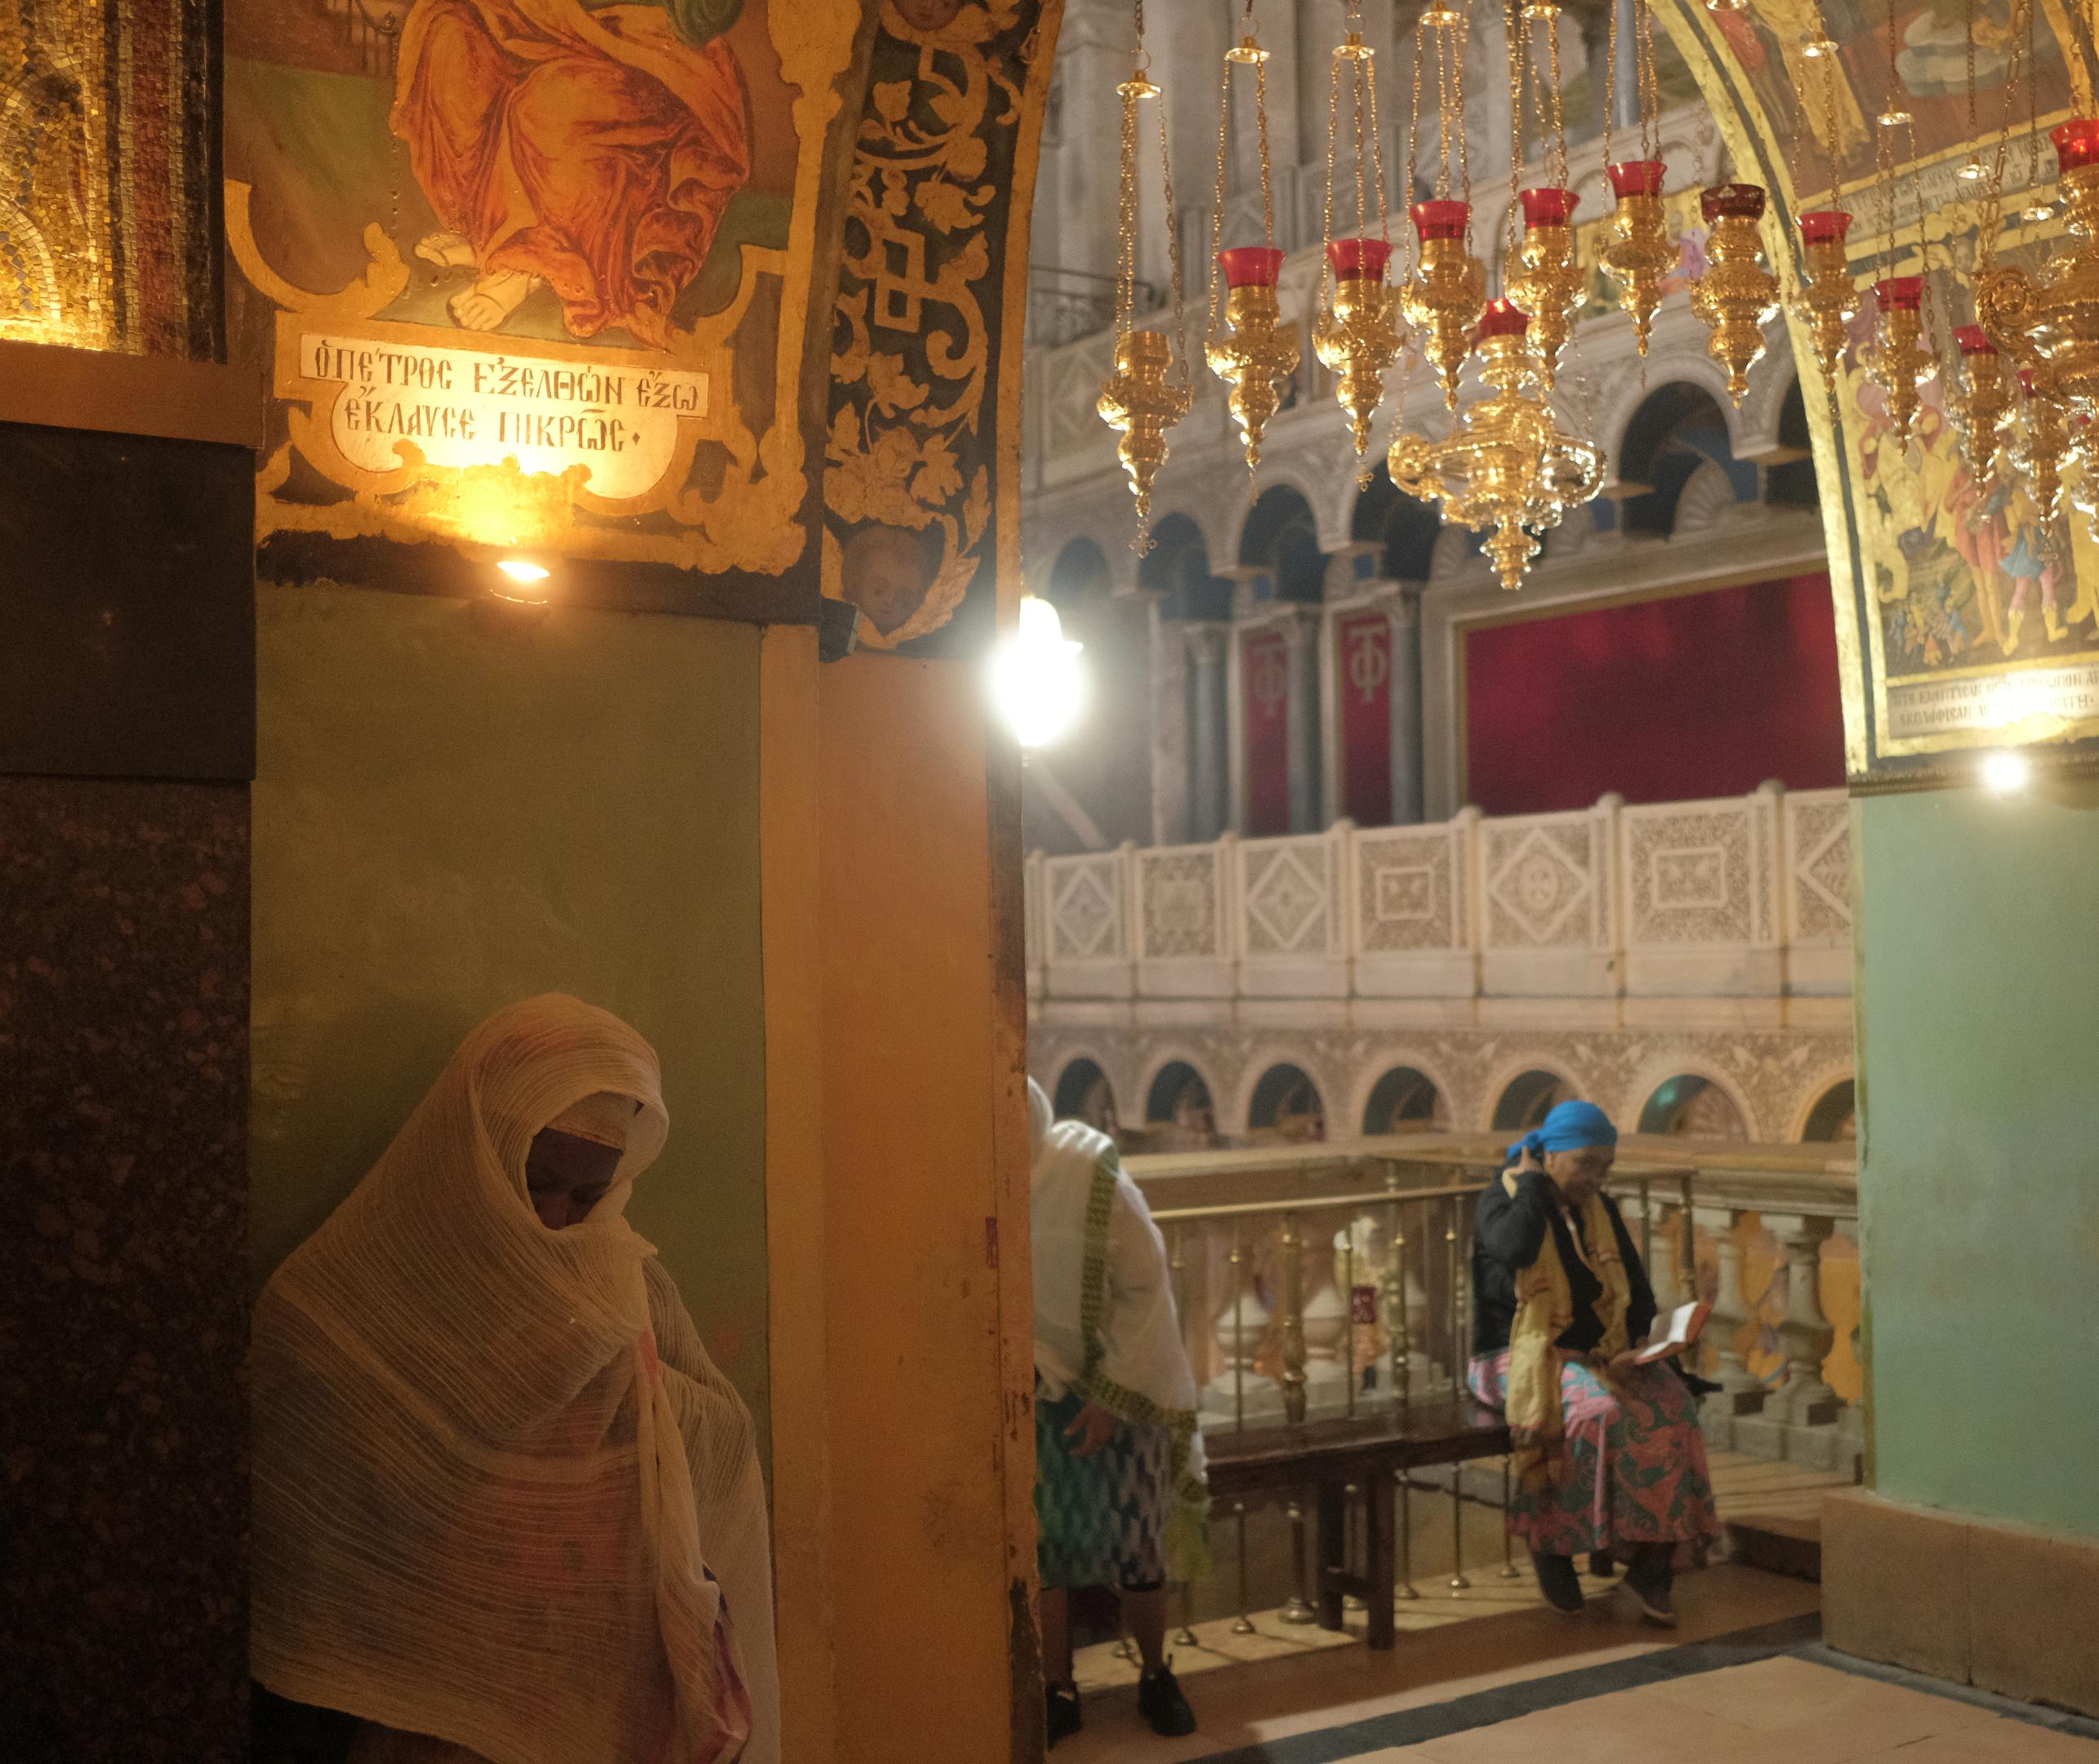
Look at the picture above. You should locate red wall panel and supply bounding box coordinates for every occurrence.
[1242,630,1290,837]
[1462,572,1845,816]
[1335,611,1393,826]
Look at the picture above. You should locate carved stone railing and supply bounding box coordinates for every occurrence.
[1027,784,1852,1005]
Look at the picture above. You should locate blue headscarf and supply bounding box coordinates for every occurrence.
[1507,1098,1618,1167]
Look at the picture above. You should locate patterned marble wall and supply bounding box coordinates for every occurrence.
[0,777,250,1764]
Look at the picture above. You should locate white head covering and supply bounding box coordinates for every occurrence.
[251,994,778,1764]
[1027,1076,1054,1162]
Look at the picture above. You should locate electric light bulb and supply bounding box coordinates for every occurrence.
[1981,750,2030,795]
[497,559,550,584]
[990,595,1086,750]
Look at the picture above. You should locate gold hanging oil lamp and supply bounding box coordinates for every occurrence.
[1689,183,1780,405]
[1789,210,1858,408]
[1387,301,1601,591]
[1204,7,1299,472]
[1598,0,1671,355]
[1862,276,1936,448]
[1502,1,1581,389]
[1601,159,1671,355]
[1508,187,1583,390]
[2006,365,2073,525]
[1401,0,1484,408]
[1949,326,2016,488]
[1976,120,2099,425]
[1098,0,1192,551]
[1312,0,1404,462]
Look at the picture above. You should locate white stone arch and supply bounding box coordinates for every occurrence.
[1347,1051,1463,1138]
[1024,497,1143,598]
[1785,1063,1859,1143]
[1135,1046,1226,1125]
[1045,1044,1128,1124]
[1223,464,1330,570]
[1735,355,1803,463]
[1621,1054,1762,1141]
[1477,1054,1588,1134]
[1597,356,1745,494]
[1232,1044,1341,1134]
[1144,492,1236,578]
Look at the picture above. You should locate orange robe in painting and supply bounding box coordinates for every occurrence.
[391,0,751,345]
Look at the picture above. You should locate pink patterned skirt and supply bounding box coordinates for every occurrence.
[1468,1349,1722,1556]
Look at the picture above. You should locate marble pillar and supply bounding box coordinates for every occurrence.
[1277,605,1324,835]
[1187,623,1231,843]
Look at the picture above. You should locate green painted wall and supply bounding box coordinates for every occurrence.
[1857,782,2099,1538]
[251,583,770,1447]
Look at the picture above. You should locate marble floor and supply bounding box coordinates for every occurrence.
[1055,1570,2099,1763]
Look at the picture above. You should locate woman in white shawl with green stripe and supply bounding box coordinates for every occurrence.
[1030,1079,1210,1747]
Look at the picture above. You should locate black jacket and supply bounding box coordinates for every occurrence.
[1471,1169,1656,1356]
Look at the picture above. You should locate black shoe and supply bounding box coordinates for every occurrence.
[1589,1550,1616,1579]
[1531,1550,1586,1615]
[1046,1682,1083,1748]
[1620,1547,1678,1627]
[1137,1664,1197,1738]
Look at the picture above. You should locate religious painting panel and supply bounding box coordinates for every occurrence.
[223,0,858,602]
[822,1,1051,654]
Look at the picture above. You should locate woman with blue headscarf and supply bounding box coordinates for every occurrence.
[1468,1100,1719,1625]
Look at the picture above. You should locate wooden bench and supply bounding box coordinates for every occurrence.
[1205,1401,1513,1650]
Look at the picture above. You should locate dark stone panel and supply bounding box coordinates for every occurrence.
[0,423,255,782]
[0,777,250,1764]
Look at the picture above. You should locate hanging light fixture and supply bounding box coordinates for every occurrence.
[1387,301,1601,591]
[1204,4,1300,472]
[2005,365,2074,526]
[1312,0,1406,462]
[1598,0,1672,354]
[1780,13,1856,419]
[1858,0,1936,452]
[1976,119,2099,425]
[1402,0,1485,408]
[1689,184,1780,405]
[1791,210,1858,414]
[1503,2,1582,389]
[1948,326,2016,488]
[1098,0,1192,553]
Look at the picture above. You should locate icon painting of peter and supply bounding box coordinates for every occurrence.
[390,0,752,347]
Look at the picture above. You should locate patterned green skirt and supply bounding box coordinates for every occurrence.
[1034,1381,1173,1591]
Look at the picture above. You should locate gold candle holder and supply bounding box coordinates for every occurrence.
[1600,158,1673,356]
[1689,182,1780,406]
[1950,325,2016,490]
[1505,186,1583,389]
[1313,237,1406,457]
[2007,365,2072,528]
[1402,201,1486,409]
[1209,247,1301,470]
[1099,327,1191,535]
[1789,210,1857,407]
[1861,275,1936,449]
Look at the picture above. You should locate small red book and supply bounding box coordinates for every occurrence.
[1633,1299,1712,1365]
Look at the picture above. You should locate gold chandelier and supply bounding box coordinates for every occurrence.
[1312,0,1405,461]
[1403,0,1485,407]
[1976,121,2099,426]
[1097,1,1191,552]
[1387,300,1601,591]
[1862,275,1936,448]
[1205,6,1299,472]
[1689,183,1780,405]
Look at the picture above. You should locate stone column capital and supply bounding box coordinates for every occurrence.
[1182,621,1231,666]
[1271,603,1325,646]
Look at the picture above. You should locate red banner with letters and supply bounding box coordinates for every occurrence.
[1336,610,1393,826]
[1242,629,1290,836]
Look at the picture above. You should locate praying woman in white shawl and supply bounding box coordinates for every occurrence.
[250,995,778,1764]
[1029,1078,1209,1748]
